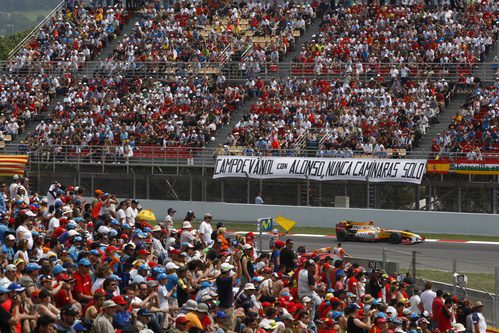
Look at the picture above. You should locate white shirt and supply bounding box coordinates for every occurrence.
[9,182,19,199]
[410,294,422,314]
[420,289,437,314]
[116,209,126,224]
[198,221,213,245]
[16,225,33,249]
[297,269,313,298]
[125,206,137,227]
[157,284,169,311]
[164,214,174,229]
[48,217,60,234]
[0,276,14,288]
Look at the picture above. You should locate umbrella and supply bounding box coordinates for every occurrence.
[136,209,157,223]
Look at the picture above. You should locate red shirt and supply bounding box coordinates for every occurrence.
[432,297,444,319]
[347,276,358,293]
[437,306,453,331]
[73,271,92,297]
[54,287,71,308]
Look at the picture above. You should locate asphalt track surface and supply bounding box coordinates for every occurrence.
[253,234,499,274]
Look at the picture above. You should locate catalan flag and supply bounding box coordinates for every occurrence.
[0,155,29,177]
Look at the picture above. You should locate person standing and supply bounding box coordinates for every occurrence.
[420,282,436,316]
[199,213,214,247]
[466,301,486,333]
[279,239,297,273]
[255,192,264,204]
[163,208,176,229]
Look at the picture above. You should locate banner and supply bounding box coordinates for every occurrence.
[427,159,499,175]
[214,156,427,184]
[0,155,29,177]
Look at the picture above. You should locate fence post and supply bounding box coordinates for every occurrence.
[382,247,387,270]
[495,266,498,328]
[453,258,457,296]
[411,251,417,281]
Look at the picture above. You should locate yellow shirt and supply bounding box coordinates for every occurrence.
[185,312,203,329]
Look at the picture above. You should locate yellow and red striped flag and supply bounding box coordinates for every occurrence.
[0,155,29,177]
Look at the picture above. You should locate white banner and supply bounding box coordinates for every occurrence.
[213,156,427,184]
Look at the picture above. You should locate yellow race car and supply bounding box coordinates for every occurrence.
[335,221,425,245]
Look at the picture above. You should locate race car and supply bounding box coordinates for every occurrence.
[335,221,424,245]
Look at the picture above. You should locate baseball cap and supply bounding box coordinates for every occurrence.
[61,305,79,316]
[165,262,179,270]
[176,316,189,324]
[25,263,42,271]
[220,263,234,272]
[112,296,128,305]
[215,311,228,319]
[5,264,16,272]
[8,283,25,292]
[52,264,66,275]
[78,258,92,266]
[5,234,15,241]
[138,308,153,317]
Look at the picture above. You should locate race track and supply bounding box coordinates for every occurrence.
[253,234,499,274]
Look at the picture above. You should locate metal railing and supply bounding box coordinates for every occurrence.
[2,61,497,82]
[7,1,66,59]
[3,144,499,168]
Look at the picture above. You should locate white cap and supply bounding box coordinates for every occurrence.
[220,263,234,272]
[182,221,192,229]
[244,283,256,290]
[243,244,253,250]
[68,230,79,237]
[6,234,15,241]
[5,264,16,272]
[165,262,179,270]
[98,226,110,234]
[13,175,20,180]
[24,210,36,217]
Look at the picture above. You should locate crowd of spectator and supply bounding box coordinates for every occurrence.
[0,178,490,333]
[7,1,130,74]
[0,76,73,141]
[223,76,453,156]
[108,0,316,72]
[295,3,497,77]
[20,76,244,157]
[432,81,499,160]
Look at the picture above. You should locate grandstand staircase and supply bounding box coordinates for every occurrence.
[208,17,324,149]
[408,42,498,157]
[408,94,467,157]
[8,11,142,146]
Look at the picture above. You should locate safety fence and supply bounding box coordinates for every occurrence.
[3,144,499,169]
[1,61,498,82]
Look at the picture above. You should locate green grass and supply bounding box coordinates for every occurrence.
[401,269,496,292]
[171,221,499,242]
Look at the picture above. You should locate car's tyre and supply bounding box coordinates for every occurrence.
[337,229,349,242]
[389,232,402,244]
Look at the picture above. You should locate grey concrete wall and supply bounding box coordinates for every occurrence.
[136,200,499,236]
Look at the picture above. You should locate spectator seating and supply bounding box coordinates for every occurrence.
[432,84,499,159]
[292,4,497,79]
[22,76,245,158]
[225,77,453,156]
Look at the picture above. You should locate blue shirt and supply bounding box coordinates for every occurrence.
[1,244,14,261]
[0,224,10,244]
[166,273,178,298]
[113,310,132,329]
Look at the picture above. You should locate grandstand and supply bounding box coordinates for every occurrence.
[0,0,497,213]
